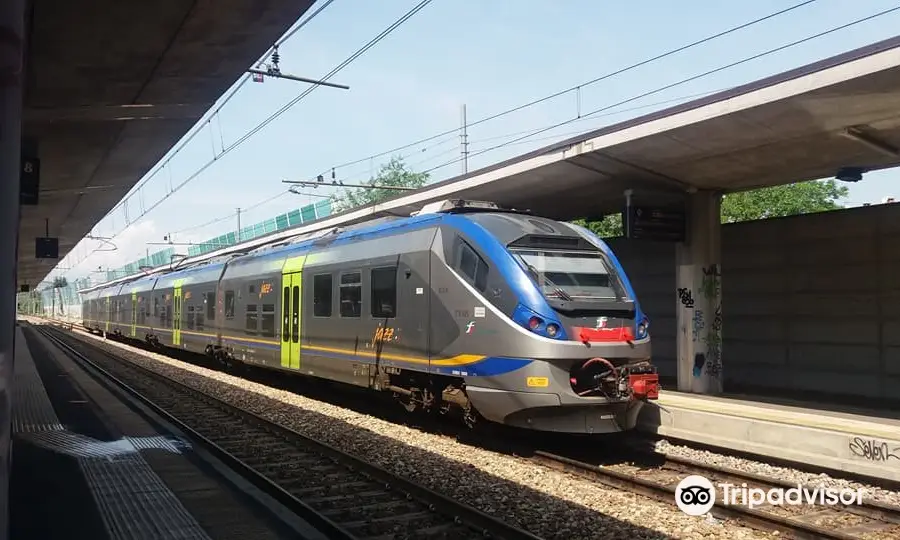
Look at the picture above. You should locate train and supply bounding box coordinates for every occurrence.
[81,199,659,434]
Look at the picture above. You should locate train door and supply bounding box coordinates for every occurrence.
[104,296,110,333]
[280,255,306,370]
[173,281,183,346]
[130,291,137,338]
[395,254,430,364]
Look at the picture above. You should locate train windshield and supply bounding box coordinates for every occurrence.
[512,249,628,301]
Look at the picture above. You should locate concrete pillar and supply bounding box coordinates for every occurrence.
[675,190,723,394]
[0,0,23,538]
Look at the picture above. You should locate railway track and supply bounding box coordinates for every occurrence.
[35,324,541,540]
[531,450,900,539]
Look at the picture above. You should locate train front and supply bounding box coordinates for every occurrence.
[454,213,659,434]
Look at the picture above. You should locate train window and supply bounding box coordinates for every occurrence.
[459,242,489,292]
[460,244,477,279]
[196,309,204,331]
[282,286,290,342]
[339,272,361,318]
[246,304,258,335]
[187,306,196,330]
[205,292,215,321]
[261,304,275,337]
[313,274,332,317]
[475,261,488,291]
[249,284,256,294]
[371,267,397,318]
[153,297,159,317]
[225,290,235,319]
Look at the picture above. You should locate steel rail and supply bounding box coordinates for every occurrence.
[38,323,542,540]
[532,450,900,540]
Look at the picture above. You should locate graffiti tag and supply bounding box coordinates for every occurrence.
[692,352,705,378]
[700,264,721,300]
[677,288,695,308]
[692,310,705,343]
[703,303,723,380]
[848,437,900,463]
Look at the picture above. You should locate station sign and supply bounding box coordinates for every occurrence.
[20,155,40,206]
[35,237,58,259]
[625,204,686,242]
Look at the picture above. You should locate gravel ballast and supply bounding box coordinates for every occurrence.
[44,319,900,538]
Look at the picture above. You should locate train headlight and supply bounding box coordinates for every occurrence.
[528,316,542,331]
[546,323,559,337]
[637,318,650,339]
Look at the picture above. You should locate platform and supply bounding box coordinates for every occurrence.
[637,390,900,484]
[11,322,325,540]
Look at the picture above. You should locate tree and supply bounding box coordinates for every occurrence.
[331,156,429,212]
[576,180,848,238]
[573,214,622,238]
[720,179,848,223]
[51,276,68,316]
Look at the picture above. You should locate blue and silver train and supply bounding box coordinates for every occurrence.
[82,199,658,433]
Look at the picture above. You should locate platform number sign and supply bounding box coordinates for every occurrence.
[20,155,40,206]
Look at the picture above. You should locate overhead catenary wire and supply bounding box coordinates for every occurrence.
[82,0,854,261]
[422,4,900,175]
[111,0,338,213]
[65,0,434,272]
[148,86,733,242]
[66,1,895,276]
[312,0,820,178]
[74,0,801,258]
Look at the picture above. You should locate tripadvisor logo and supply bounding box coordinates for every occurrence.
[675,474,865,516]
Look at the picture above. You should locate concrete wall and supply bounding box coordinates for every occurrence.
[609,202,900,400]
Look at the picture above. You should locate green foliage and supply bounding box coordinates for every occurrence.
[720,179,848,223]
[332,156,429,212]
[573,214,623,238]
[579,180,848,237]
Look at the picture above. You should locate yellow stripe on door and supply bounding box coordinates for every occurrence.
[173,279,183,346]
[280,255,306,369]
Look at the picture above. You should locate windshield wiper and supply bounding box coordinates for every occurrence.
[552,287,573,301]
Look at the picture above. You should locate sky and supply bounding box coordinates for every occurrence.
[49,0,900,285]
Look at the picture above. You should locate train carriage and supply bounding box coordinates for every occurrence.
[216,251,283,367]
[127,274,158,341]
[81,289,101,332]
[151,262,224,353]
[80,200,659,434]
[97,283,125,335]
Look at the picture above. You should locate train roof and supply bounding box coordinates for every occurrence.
[78,200,555,295]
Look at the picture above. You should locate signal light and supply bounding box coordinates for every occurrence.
[528,316,542,330]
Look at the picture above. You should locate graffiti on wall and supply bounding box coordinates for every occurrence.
[848,437,900,463]
[692,352,705,378]
[700,264,722,380]
[677,287,695,308]
[700,264,721,299]
[692,309,705,343]
[703,304,722,379]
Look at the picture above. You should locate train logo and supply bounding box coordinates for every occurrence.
[595,316,608,329]
[465,321,476,334]
[675,475,716,516]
